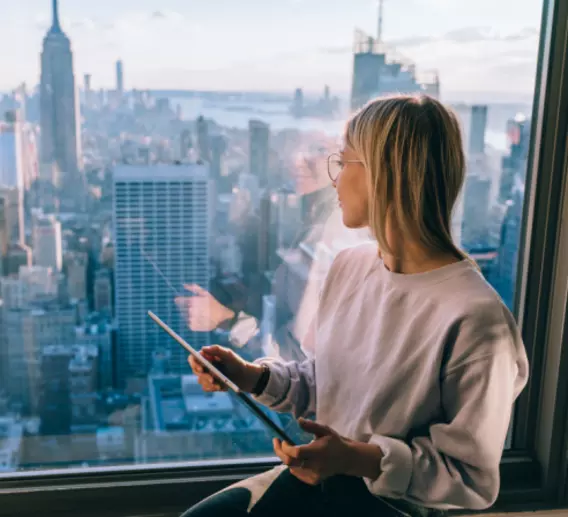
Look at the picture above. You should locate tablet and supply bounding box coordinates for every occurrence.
[148,311,296,445]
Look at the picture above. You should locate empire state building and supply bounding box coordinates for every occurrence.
[40,0,83,206]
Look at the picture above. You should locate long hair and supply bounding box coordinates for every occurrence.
[345,94,467,260]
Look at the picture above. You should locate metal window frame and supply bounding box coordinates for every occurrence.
[499,0,568,509]
[1,2,568,516]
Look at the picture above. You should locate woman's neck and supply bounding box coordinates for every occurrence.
[379,245,461,275]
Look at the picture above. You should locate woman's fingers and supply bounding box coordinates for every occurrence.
[273,439,290,465]
[198,373,226,392]
[273,439,302,467]
[188,355,204,374]
[198,374,218,391]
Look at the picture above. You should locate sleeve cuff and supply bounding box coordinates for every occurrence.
[364,435,413,498]
[251,360,290,408]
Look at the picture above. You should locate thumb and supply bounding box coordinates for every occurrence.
[184,284,208,297]
[298,418,334,438]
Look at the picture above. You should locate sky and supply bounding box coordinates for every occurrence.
[0,0,545,102]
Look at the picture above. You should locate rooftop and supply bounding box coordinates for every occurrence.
[113,162,210,182]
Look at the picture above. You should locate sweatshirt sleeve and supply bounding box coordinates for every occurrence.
[252,318,317,419]
[364,306,529,510]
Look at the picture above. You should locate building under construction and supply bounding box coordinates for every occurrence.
[350,3,440,111]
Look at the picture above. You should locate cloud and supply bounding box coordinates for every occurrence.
[70,18,97,31]
[318,25,539,55]
[149,10,186,23]
[319,45,351,55]
[504,27,539,41]
[34,15,113,34]
[392,26,539,47]
[444,26,495,43]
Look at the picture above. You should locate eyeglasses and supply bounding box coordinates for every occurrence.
[327,153,363,182]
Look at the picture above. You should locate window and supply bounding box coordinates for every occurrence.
[0,0,567,515]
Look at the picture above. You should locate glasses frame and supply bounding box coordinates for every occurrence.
[327,153,363,182]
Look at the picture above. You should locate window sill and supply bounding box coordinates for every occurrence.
[0,458,279,517]
[0,452,547,517]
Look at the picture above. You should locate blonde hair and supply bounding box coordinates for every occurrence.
[345,94,467,260]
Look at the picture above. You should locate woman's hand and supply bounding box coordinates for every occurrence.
[187,345,263,393]
[273,419,353,485]
[273,418,384,485]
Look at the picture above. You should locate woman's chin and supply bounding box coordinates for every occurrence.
[341,213,365,229]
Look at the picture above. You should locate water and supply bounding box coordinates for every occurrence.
[170,96,509,151]
[170,97,347,136]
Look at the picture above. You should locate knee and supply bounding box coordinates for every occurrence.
[179,504,208,517]
[179,487,251,517]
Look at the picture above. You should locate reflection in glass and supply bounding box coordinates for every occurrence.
[0,0,541,472]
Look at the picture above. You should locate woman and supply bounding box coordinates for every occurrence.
[181,95,529,517]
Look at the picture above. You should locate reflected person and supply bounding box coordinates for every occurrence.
[178,153,339,359]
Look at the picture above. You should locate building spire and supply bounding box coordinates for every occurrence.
[51,0,62,33]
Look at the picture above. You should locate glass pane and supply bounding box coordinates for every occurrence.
[0,0,542,473]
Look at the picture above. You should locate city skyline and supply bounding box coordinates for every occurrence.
[0,0,542,102]
[0,0,539,473]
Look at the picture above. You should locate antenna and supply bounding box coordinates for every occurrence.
[377,0,384,44]
[51,0,62,32]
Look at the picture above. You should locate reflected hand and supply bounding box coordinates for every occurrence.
[176,284,235,332]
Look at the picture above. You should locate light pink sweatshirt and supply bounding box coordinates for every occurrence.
[255,242,529,510]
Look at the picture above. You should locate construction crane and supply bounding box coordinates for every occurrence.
[377,0,384,44]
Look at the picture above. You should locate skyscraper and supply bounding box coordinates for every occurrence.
[469,105,488,156]
[0,111,24,189]
[84,74,92,108]
[179,129,193,161]
[249,120,270,188]
[113,164,211,382]
[116,60,124,94]
[196,116,210,162]
[461,173,492,247]
[257,192,279,275]
[2,243,32,277]
[210,134,228,188]
[350,30,439,111]
[0,197,8,273]
[499,115,531,202]
[0,186,24,245]
[495,184,524,310]
[65,251,88,300]
[33,215,63,271]
[94,268,113,314]
[4,300,76,412]
[39,0,83,205]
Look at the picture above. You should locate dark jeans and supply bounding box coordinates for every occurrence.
[181,466,442,517]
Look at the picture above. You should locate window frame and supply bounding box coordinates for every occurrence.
[499,0,568,509]
[1,1,568,516]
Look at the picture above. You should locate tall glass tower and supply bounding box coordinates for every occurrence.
[113,164,212,383]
